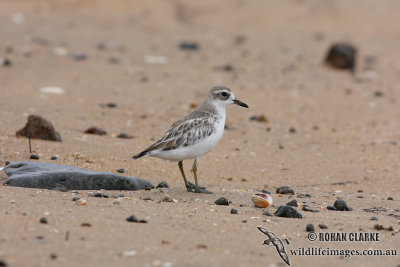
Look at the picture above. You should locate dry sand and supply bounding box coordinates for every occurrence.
[0,0,399,266]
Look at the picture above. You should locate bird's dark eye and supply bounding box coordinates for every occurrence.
[221,92,228,97]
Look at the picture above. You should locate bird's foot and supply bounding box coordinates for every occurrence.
[186,182,212,194]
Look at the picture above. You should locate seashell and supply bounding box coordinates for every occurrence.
[75,199,86,206]
[252,193,273,208]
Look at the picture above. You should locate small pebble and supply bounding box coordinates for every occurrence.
[49,253,57,260]
[117,168,125,173]
[276,186,295,195]
[334,199,351,211]
[274,205,302,219]
[179,42,199,50]
[370,216,378,221]
[357,196,364,198]
[91,193,109,198]
[106,102,117,108]
[40,217,48,224]
[230,208,238,214]
[81,223,91,227]
[302,205,314,212]
[117,133,134,139]
[0,260,7,267]
[84,127,106,135]
[215,197,229,205]
[286,199,298,207]
[73,53,87,61]
[357,189,363,193]
[0,58,12,67]
[262,211,272,216]
[289,127,296,133]
[126,215,147,223]
[318,224,328,229]
[306,223,315,232]
[50,156,57,160]
[112,193,125,198]
[72,197,80,201]
[30,154,40,160]
[261,190,271,194]
[387,197,393,200]
[325,43,356,72]
[156,181,170,188]
[249,115,268,123]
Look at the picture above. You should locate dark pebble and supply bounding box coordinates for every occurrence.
[318,224,328,229]
[327,206,337,211]
[179,42,199,51]
[126,215,138,222]
[357,189,363,193]
[0,260,7,267]
[278,145,284,149]
[230,208,238,214]
[16,115,61,141]
[313,125,319,130]
[262,211,272,216]
[387,197,393,200]
[374,91,384,97]
[108,57,119,64]
[306,223,315,232]
[249,115,268,123]
[84,127,106,135]
[142,197,153,201]
[215,197,229,206]
[305,194,312,197]
[370,216,378,221]
[40,217,48,224]
[357,196,364,198]
[50,253,57,260]
[50,156,57,160]
[289,127,296,133]
[106,102,117,108]
[30,154,40,160]
[156,181,170,188]
[0,58,12,67]
[117,168,125,173]
[276,186,295,195]
[81,223,91,227]
[286,199,298,207]
[274,205,302,219]
[325,43,356,72]
[302,205,314,212]
[112,193,125,198]
[117,133,134,139]
[72,197,80,201]
[91,193,109,198]
[73,53,87,61]
[334,199,350,211]
[261,189,271,194]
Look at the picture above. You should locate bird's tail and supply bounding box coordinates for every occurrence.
[132,150,149,159]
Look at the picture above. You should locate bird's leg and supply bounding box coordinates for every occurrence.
[178,161,191,192]
[192,158,200,193]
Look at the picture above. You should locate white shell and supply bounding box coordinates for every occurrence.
[252,193,273,208]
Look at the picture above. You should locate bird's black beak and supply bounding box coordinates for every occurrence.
[233,98,249,108]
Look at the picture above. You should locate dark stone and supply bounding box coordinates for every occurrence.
[108,57,119,64]
[106,102,117,108]
[357,196,364,198]
[51,156,57,160]
[274,205,302,218]
[262,211,272,216]
[186,181,212,194]
[4,161,154,190]
[305,194,312,198]
[91,193,109,198]
[84,127,106,135]
[0,58,12,67]
[276,186,295,195]
[374,91,384,97]
[313,125,319,130]
[179,42,199,50]
[117,133,134,139]
[50,253,57,260]
[117,168,125,173]
[30,154,40,160]
[306,223,315,232]
[73,53,87,61]
[40,217,48,224]
[126,215,147,223]
[0,260,7,267]
[387,197,393,200]
[289,127,296,133]
[230,208,238,214]
[286,199,298,207]
[72,197,80,201]
[318,224,328,229]
[325,43,356,72]
[327,205,337,211]
[334,199,350,211]
[142,197,152,201]
[215,197,229,206]
[112,193,125,198]
[370,216,378,221]
[249,115,268,123]
[16,115,61,141]
[302,205,315,212]
[261,189,271,194]
[156,181,170,188]
[357,189,363,193]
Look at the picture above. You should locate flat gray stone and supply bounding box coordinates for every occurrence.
[3,162,153,191]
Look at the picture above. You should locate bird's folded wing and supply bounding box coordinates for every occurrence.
[145,117,216,153]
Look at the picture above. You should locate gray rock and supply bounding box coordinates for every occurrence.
[274,205,302,218]
[215,197,229,205]
[318,224,328,229]
[276,186,295,195]
[286,199,298,207]
[4,162,154,191]
[334,199,350,211]
[230,208,238,214]
[306,223,314,232]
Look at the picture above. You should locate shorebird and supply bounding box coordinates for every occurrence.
[132,86,248,193]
